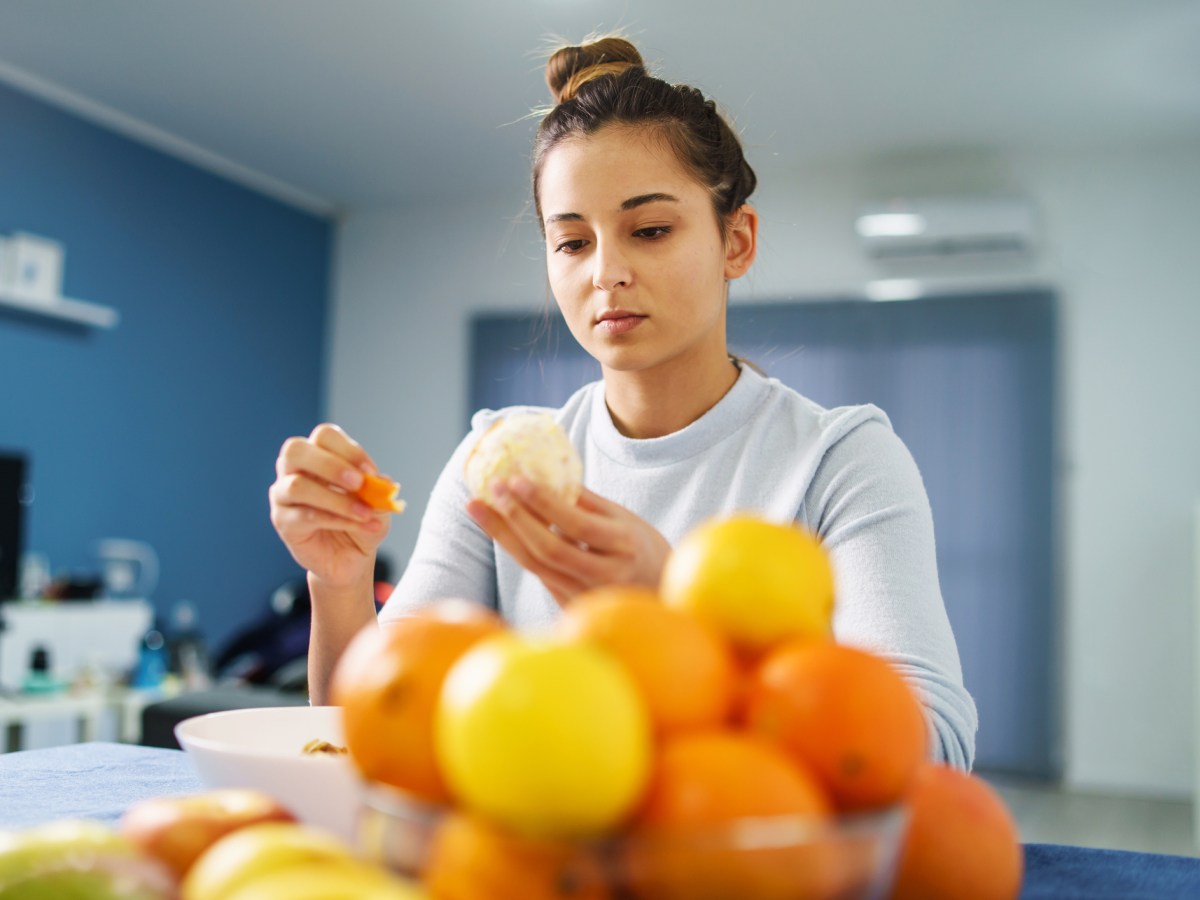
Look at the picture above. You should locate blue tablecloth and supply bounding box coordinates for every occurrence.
[1,742,1198,898]
[0,742,202,828]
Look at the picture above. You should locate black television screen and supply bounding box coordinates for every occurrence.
[0,452,27,600]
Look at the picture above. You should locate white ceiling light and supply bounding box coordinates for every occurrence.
[865,279,924,302]
[854,213,927,238]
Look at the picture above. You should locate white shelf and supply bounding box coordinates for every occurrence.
[0,287,118,329]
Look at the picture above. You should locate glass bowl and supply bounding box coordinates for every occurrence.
[357,780,908,900]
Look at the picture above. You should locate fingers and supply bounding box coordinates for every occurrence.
[479,482,627,586]
[468,478,672,604]
[271,494,386,543]
[270,424,386,536]
[310,423,378,476]
[466,500,583,600]
[505,479,630,557]
[270,472,376,524]
[276,424,377,488]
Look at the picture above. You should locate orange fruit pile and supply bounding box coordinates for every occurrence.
[331,514,1022,899]
[331,598,503,805]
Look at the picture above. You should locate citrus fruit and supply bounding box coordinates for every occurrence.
[744,641,928,811]
[435,633,652,838]
[621,730,834,899]
[219,859,427,900]
[330,599,503,804]
[354,473,406,513]
[890,764,1023,900]
[422,811,611,899]
[182,822,354,900]
[556,586,736,736]
[659,514,834,653]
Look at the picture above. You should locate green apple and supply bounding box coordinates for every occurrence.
[0,820,175,899]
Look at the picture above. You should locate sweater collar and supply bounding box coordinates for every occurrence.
[588,364,770,467]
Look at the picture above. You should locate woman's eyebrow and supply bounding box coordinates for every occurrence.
[545,192,680,225]
[621,192,680,211]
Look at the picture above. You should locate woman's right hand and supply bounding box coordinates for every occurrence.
[268,423,390,589]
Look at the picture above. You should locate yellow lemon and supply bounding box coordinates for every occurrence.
[660,514,835,653]
[219,860,426,900]
[182,822,354,900]
[435,633,652,838]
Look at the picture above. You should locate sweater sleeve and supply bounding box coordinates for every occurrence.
[806,415,979,771]
[377,422,498,623]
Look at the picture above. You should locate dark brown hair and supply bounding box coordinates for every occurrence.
[533,37,757,240]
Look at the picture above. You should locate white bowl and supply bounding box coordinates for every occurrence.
[175,706,363,842]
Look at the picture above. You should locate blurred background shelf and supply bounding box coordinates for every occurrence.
[0,287,118,329]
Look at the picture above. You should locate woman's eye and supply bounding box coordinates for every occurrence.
[634,226,672,240]
[555,239,587,254]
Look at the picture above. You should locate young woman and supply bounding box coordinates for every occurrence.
[269,37,978,769]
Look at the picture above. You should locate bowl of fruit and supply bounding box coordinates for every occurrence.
[358,777,908,899]
[327,517,998,898]
[0,515,1020,899]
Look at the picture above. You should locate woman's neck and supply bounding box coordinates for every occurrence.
[602,351,740,439]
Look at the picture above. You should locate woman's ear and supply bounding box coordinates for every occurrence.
[724,204,759,279]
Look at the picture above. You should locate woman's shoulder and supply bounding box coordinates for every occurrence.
[467,380,599,435]
[753,368,894,443]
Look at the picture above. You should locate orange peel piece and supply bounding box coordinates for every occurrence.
[354,473,406,514]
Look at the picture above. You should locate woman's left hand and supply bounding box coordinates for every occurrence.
[466,477,671,607]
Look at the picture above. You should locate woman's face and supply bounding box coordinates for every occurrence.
[538,125,746,379]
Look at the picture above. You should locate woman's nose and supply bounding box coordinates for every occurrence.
[592,241,632,292]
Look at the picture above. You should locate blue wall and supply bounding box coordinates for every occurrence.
[0,81,331,652]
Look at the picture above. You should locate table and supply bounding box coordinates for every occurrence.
[0,686,164,752]
[2,743,1199,899]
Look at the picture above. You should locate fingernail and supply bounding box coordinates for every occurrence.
[342,470,364,490]
[510,477,533,500]
[491,480,509,500]
[352,501,372,519]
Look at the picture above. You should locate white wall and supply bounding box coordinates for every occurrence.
[327,140,1200,797]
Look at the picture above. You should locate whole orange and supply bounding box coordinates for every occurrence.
[330,599,503,804]
[659,515,834,654]
[621,730,836,900]
[744,641,928,812]
[889,764,1023,900]
[422,810,611,900]
[556,586,737,737]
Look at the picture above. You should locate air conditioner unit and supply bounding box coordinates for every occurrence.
[855,196,1037,260]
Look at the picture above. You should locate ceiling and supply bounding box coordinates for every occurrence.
[1,0,1197,216]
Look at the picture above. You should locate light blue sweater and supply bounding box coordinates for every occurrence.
[381,364,978,769]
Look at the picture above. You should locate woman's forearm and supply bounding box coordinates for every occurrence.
[306,570,378,705]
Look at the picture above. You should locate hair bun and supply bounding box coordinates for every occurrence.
[545,36,644,104]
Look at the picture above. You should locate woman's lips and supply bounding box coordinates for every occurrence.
[596,314,646,336]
